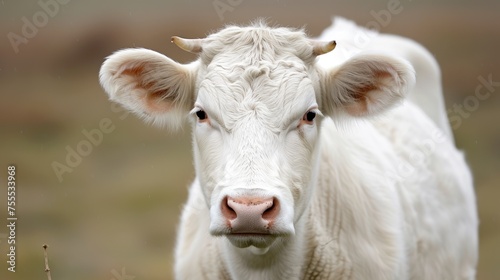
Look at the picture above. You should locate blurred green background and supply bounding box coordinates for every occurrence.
[0,0,499,279]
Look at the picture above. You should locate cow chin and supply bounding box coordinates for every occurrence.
[226,234,278,249]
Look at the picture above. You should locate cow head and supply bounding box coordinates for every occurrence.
[99,23,414,249]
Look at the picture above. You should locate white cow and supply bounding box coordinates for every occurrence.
[100,17,478,280]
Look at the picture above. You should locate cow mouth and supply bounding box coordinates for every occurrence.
[225,233,278,248]
[229,232,272,236]
[212,223,294,248]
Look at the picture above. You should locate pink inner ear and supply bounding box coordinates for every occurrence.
[121,65,173,113]
[345,89,370,116]
[344,70,394,116]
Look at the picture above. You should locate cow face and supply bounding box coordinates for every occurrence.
[99,24,414,249]
[193,56,320,248]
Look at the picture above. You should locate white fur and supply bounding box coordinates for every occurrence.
[317,17,454,141]
[100,18,478,280]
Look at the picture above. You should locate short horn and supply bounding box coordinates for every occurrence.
[171,36,204,53]
[311,40,336,56]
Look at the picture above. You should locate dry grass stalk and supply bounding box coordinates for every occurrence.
[43,244,52,280]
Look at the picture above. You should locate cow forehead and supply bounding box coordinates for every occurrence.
[198,61,316,131]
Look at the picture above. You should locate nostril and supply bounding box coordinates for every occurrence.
[222,196,281,233]
[262,197,280,221]
[221,196,237,220]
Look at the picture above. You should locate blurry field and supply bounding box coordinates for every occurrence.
[0,0,499,279]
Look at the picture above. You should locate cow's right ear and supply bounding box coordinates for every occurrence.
[99,48,198,130]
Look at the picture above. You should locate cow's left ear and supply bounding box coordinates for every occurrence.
[99,48,198,130]
[318,53,415,117]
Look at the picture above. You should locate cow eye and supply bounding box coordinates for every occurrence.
[196,110,207,121]
[303,111,316,122]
